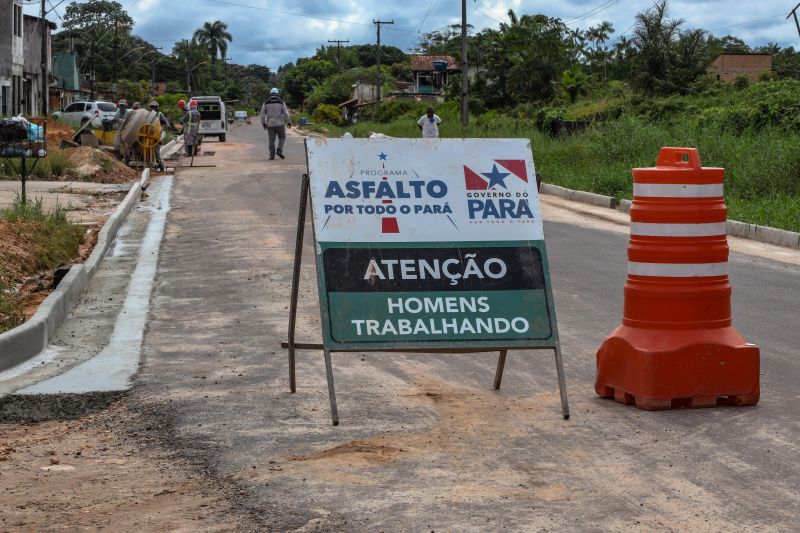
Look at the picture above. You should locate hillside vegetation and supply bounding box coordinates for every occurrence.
[308,80,800,232]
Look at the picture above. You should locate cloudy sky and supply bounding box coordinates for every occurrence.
[31,0,800,67]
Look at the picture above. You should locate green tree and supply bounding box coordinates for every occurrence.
[585,21,614,80]
[173,39,210,94]
[55,0,135,84]
[193,21,233,63]
[670,29,710,92]
[610,36,637,80]
[561,65,588,103]
[496,11,574,101]
[707,35,751,57]
[282,59,337,107]
[61,0,133,31]
[631,0,684,93]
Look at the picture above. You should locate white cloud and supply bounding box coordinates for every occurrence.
[29,0,800,68]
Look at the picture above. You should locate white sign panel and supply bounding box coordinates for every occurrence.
[306,137,543,243]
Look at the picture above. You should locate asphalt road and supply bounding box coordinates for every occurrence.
[132,123,800,531]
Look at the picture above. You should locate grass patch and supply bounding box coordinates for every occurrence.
[0,150,75,180]
[316,96,800,232]
[0,197,85,332]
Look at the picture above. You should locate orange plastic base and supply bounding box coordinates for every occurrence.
[595,325,760,410]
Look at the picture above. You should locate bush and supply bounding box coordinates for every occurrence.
[313,103,344,126]
[369,99,428,124]
[156,93,189,125]
[31,159,51,179]
[46,150,73,177]
[734,74,750,90]
[1,197,84,271]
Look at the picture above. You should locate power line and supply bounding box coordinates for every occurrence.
[474,0,506,25]
[564,0,619,25]
[47,0,64,24]
[416,0,442,33]
[707,14,784,33]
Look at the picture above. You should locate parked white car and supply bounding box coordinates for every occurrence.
[54,101,118,127]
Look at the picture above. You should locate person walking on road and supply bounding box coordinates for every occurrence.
[418,106,442,138]
[182,99,201,157]
[260,88,291,160]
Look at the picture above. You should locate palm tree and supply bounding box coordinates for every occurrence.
[585,21,614,80]
[632,0,684,92]
[193,20,233,63]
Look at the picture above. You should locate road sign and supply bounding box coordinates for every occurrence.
[305,137,559,352]
[287,137,569,424]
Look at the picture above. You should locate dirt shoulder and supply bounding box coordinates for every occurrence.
[0,402,242,531]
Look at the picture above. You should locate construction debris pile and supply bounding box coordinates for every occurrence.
[23,112,165,183]
[66,147,139,183]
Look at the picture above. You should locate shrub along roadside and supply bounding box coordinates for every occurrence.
[306,85,800,232]
[0,150,76,181]
[349,118,800,232]
[0,197,85,333]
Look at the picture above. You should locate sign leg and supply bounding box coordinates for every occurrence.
[553,344,570,420]
[287,174,310,393]
[323,349,339,426]
[493,350,508,390]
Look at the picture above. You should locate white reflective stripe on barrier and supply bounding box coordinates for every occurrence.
[627,262,729,277]
[630,222,728,237]
[633,183,724,198]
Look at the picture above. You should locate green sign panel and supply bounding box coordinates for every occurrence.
[318,241,557,350]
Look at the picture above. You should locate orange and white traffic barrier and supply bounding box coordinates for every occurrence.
[595,147,760,410]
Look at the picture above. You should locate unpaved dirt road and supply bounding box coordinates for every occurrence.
[2,123,799,531]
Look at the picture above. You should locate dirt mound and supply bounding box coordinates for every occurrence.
[29,118,76,150]
[0,220,45,330]
[0,217,97,331]
[67,147,138,183]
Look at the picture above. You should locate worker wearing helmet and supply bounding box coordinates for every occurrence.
[115,99,129,124]
[149,101,170,171]
[149,101,170,130]
[182,99,201,156]
[259,87,291,160]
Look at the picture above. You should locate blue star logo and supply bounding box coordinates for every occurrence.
[378,152,388,160]
[482,164,510,190]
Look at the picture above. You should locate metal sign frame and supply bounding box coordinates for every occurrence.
[284,139,570,425]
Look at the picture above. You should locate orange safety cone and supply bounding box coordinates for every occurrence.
[595,147,760,410]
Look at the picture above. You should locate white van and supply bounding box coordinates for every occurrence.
[193,95,227,142]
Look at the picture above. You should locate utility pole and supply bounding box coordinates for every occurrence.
[461,0,468,126]
[90,38,96,100]
[788,3,800,37]
[373,20,394,103]
[40,0,48,116]
[150,46,163,96]
[328,39,350,71]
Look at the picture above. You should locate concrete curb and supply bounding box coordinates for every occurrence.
[84,181,142,278]
[160,138,184,160]
[0,170,149,372]
[540,182,800,250]
[726,220,800,249]
[540,183,618,209]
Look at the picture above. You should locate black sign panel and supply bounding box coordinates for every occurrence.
[323,246,545,293]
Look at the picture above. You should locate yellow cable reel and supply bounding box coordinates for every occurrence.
[136,123,160,165]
